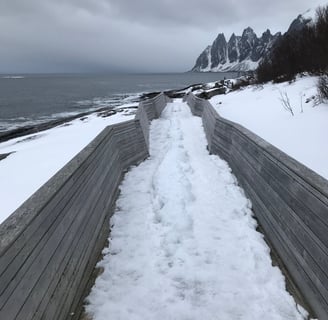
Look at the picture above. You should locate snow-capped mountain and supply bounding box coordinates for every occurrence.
[287,9,313,33]
[191,28,280,72]
[191,12,312,72]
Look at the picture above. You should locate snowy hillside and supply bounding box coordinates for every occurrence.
[210,76,328,179]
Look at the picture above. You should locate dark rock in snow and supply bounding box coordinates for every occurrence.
[0,152,14,161]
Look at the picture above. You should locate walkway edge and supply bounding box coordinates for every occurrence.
[0,93,169,320]
[185,92,328,319]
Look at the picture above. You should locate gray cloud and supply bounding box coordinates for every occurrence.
[0,0,327,73]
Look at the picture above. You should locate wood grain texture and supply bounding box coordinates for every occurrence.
[0,93,168,320]
[186,92,328,319]
[136,93,170,147]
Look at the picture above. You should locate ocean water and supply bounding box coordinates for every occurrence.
[0,73,237,132]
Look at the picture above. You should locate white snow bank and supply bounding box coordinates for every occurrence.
[0,109,134,223]
[85,100,306,320]
[210,76,328,179]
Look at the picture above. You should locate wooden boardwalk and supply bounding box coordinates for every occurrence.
[186,92,328,319]
[0,91,328,319]
[0,93,168,320]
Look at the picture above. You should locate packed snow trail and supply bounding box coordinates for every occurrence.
[85,100,307,320]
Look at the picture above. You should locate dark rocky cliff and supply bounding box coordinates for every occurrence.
[191,12,312,72]
[192,27,280,72]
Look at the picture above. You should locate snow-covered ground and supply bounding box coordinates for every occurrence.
[85,100,307,320]
[0,108,134,223]
[210,75,328,179]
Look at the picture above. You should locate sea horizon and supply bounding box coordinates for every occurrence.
[0,72,238,133]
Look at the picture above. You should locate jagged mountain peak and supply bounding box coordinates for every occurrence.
[261,29,273,42]
[191,26,278,72]
[214,33,226,41]
[228,33,238,42]
[191,10,316,72]
[242,27,255,36]
[262,29,272,36]
[287,11,312,33]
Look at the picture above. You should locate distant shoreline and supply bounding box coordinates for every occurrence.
[0,86,184,144]
[0,74,236,145]
[0,90,165,144]
[0,105,136,144]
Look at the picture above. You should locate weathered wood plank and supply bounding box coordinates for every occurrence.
[231,130,328,246]
[185,92,328,319]
[1,143,122,319]
[230,146,328,292]
[0,92,168,320]
[238,173,328,319]
[0,130,119,307]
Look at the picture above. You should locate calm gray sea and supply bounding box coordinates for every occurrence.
[0,72,237,132]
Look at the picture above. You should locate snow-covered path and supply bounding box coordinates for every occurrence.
[86,100,306,320]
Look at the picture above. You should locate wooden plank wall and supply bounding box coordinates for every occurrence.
[0,93,168,320]
[185,92,328,319]
[135,93,170,147]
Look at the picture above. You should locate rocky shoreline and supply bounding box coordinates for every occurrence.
[0,105,138,144]
[0,75,251,145]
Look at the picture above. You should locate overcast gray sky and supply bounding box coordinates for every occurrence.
[0,0,327,73]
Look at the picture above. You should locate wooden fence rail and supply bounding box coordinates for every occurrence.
[185,92,328,319]
[0,93,169,320]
